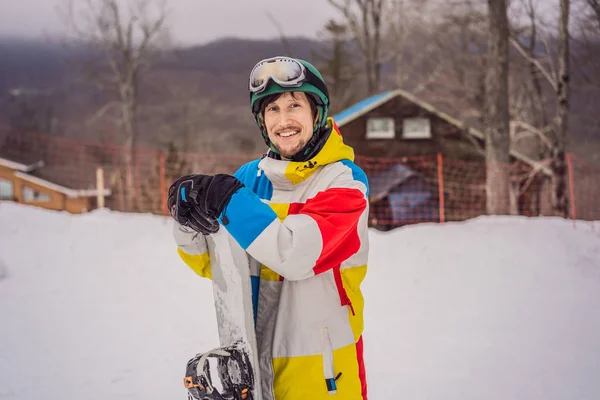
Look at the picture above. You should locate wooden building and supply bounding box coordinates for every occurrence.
[332,89,544,168]
[0,156,110,214]
[332,90,551,229]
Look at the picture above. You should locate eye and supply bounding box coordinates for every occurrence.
[290,103,301,109]
[266,105,278,112]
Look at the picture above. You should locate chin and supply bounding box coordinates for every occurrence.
[279,152,295,159]
[275,144,302,159]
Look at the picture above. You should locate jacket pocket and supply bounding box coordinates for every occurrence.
[320,327,342,395]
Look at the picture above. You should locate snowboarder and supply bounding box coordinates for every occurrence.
[169,56,370,400]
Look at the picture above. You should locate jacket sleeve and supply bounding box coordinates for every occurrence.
[173,221,212,279]
[219,172,368,281]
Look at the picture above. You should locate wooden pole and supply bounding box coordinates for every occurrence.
[96,167,105,209]
[437,153,445,223]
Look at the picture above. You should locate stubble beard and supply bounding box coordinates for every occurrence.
[275,137,307,160]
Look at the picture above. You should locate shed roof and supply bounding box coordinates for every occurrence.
[0,156,110,198]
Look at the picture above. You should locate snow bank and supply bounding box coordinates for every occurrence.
[1,202,599,400]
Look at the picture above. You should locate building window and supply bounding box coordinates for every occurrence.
[0,178,14,200]
[22,186,52,202]
[402,117,431,139]
[366,117,395,139]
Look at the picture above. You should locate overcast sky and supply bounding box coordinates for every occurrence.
[0,0,566,47]
[0,0,339,45]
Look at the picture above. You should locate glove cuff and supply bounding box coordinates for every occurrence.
[207,174,244,218]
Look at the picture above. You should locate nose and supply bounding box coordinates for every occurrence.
[277,109,294,126]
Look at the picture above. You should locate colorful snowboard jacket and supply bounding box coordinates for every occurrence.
[174,118,369,400]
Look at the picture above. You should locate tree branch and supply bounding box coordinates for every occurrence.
[265,11,294,57]
[509,36,557,91]
[85,101,120,125]
[510,120,554,149]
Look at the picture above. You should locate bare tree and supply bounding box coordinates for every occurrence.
[60,0,169,211]
[422,1,488,125]
[554,0,570,216]
[328,0,386,95]
[313,20,361,114]
[265,11,295,57]
[509,0,571,216]
[570,0,600,166]
[575,0,600,88]
[381,0,442,93]
[505,0,553,215]
[512,0,550,129]
[585,0,600,23]
[485,0,511,215]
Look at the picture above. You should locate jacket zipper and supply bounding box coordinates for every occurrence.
[320,327,342,395]
[333,267,355,316]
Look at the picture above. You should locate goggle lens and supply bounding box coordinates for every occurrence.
[249,58,305,92]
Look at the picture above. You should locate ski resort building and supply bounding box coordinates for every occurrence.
[0,154,110,214]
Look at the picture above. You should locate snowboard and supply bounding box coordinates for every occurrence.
[183,228,262,400]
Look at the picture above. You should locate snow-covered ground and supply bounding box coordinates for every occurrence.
[1,202,599,400]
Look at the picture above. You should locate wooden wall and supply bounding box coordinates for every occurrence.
[0,164,92,213]
[338,95,484,161]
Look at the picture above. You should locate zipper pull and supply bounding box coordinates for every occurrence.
[325,372,342,392]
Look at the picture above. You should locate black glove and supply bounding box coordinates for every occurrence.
[168,174,244,235]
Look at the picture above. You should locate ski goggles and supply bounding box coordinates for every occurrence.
[248,56,328,101]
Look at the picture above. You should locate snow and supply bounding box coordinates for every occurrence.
[1,202,599,400]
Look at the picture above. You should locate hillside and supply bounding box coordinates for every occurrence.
[0,36,599,162]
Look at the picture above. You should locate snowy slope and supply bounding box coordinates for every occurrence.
[0,202,599,400]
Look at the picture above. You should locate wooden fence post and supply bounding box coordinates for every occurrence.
[437,153,445,223]
[96,167,105,209]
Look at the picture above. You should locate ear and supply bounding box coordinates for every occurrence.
[313,109,320,128]
[257,113,266,130]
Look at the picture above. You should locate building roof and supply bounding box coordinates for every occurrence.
[333,91,395,127]
[0,157,44,172]
[0,156,110,198]
[332,89,551,175]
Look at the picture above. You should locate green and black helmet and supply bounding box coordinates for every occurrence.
[248,56,331,161]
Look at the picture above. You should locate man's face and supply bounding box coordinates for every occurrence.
[263,92,315,160]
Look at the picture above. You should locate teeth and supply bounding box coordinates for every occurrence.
[279,130,298,138]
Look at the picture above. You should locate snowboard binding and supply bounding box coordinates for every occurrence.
[184,341,255,400]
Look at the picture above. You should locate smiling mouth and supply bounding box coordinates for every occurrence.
[277,130,300,138]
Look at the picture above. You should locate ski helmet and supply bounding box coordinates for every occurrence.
[248,57,331,160]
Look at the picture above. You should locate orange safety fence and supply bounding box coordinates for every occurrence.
[1,126,599,228]
[357,153,600,229]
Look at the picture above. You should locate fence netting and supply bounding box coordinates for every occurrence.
[1,127,598,228]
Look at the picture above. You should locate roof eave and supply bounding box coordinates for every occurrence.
[13,171,111,198]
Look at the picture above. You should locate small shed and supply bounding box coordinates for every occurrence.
[0,155,110,213]
[368,162,442,230]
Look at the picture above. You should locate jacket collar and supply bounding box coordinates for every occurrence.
[258,118,354,190]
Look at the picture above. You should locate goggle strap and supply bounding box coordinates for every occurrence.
[303,68,329,105]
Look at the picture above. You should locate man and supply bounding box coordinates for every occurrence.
[169,56,369,400]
